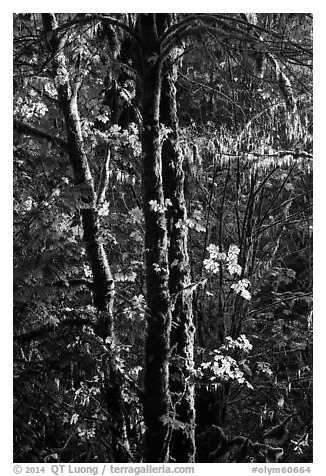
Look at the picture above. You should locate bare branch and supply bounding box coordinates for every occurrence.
[14,118,68,150]
[53,14,140,44]
[96,147,111,207]
[178,71,246,116]
[14,317,95,343]
[159,13,312,59]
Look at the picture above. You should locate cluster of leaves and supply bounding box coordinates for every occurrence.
[195,335,253,388]
[204,244,251,300]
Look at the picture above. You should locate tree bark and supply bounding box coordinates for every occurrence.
[41,14,130,462]
[158,14,196,463]
[138,14,172,463]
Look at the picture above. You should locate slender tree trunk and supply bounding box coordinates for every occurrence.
[158,14,196,462]
[42,14,130,462]
[138,14,172,463]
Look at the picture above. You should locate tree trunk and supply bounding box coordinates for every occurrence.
[42,14,130,462]
[138,14,172,463]
[159,14,196,463]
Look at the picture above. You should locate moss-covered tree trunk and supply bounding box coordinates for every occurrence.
[138,14,172,463]
[42,14,130,462]
[160,48,196,464]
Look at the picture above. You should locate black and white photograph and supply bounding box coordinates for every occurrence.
[12,10,313,467]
